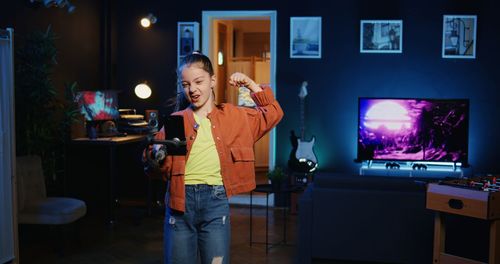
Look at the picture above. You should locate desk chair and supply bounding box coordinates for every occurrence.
[16,155,87,252]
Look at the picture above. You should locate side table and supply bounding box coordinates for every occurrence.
[249,184,303,253]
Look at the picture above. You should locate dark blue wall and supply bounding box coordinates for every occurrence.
[3,0,498,175]
[115,0,500,175]
[0,0,103,92]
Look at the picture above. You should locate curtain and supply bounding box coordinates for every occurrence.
[0,28,16,264]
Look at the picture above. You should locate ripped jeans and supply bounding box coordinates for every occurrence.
[164,184,230,264]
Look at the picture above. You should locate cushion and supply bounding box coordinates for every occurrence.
[19,197,87,225]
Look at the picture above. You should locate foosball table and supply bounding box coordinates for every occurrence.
[427,175,500,264]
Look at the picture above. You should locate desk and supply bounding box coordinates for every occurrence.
[70,135,147,226]
[249,184,302,253]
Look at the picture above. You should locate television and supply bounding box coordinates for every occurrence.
[76,90,120,121]
[357,98,469,165]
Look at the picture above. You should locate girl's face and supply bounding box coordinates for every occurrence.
[180,64,216,111]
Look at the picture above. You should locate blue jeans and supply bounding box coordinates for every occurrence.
[164,184,230,264]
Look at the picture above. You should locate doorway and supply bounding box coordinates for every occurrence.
[202,11,277,181]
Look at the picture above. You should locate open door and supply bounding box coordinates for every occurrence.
[212,18,272,183]
[202,11,275,183]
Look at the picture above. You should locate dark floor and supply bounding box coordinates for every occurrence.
[19,199,385,264]
[18,201,298,264]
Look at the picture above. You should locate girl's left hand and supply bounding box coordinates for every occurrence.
[229,72,262,93]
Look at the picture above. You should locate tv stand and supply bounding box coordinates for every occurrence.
[359,160,470,178]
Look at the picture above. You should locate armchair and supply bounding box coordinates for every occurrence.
[16,155,87,225]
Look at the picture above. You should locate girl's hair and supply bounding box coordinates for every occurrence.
[170,52,215,111]
[177,52,214,77]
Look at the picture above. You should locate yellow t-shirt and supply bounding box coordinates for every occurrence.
[184,113,223,185]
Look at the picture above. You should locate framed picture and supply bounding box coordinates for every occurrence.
[177,22,200,67]
[290,17,322,59]
[442,15,477,59]
[360,20,403,53]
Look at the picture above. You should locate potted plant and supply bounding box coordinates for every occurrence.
[267,167,287,191]
[15,25,79,193]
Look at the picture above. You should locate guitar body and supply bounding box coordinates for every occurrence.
[296,136,317,163]
[288,132,318,173]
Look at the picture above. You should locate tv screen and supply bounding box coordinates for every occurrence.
[76,90,120,121]
[357,98,469,164]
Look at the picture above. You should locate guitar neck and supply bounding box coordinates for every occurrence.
[300,97,305,140]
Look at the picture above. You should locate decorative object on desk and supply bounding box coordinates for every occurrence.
[360,20,403,53]
[100,120,118,137]
[267,166,287,191]
[290,17,322,59]
[288,81,318,173]
[442,15,477,59]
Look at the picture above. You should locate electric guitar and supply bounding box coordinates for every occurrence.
[288,81,318,173]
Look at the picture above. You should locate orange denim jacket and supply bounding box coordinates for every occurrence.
[155,85,283,212]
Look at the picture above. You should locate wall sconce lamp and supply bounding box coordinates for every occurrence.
[140,13,157,28]
[135,83,152,99]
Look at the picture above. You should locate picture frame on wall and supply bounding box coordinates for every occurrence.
[442,15,477,59]
[360,20,403,53]
[177,22,200,67]
[290,17,322,59]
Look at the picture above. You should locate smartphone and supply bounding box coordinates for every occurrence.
[162,115,187,155]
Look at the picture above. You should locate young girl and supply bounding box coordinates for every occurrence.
[154,52,283,264]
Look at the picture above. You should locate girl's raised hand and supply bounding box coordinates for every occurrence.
[229,72,262,92]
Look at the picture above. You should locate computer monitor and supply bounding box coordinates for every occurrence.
[76,90,120,121]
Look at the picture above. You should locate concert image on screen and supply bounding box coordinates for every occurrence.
[357,98,469,164]
[76,90,120,121]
